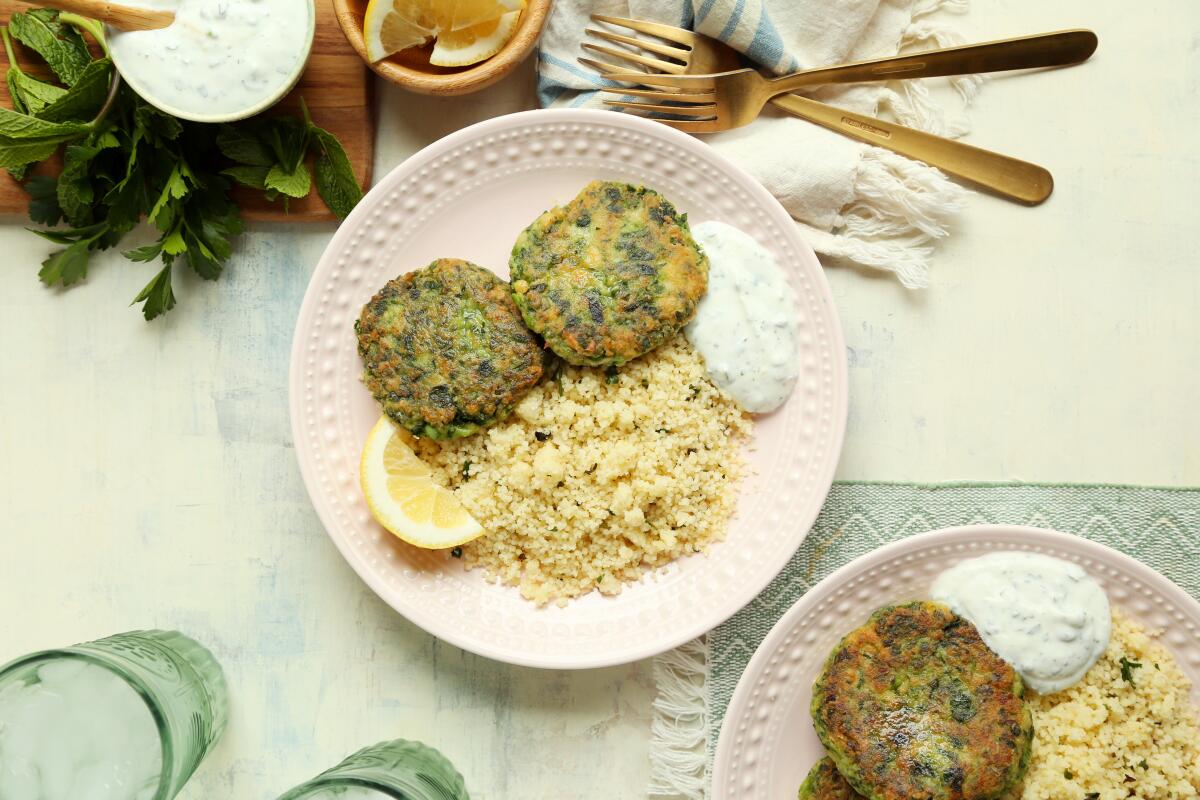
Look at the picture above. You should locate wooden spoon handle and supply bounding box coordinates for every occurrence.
[16,0,175,31]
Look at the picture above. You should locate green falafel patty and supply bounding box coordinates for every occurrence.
[811,602,1033,800]
[799,758,864,800]
[509,180,708,366]
[356,259,547,440]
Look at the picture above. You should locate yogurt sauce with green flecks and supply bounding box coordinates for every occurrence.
[108,0,313,121]
[684,221,799,413]
[932,551,1111,694]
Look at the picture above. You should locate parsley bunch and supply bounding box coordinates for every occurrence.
[0,8,362,320]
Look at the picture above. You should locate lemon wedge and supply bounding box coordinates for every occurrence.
[430,9,522,67]
[448,0,524,31]
[363,0,523,65]
[364,0,441,63]
[360,416,484,549]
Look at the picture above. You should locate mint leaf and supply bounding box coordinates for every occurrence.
[57,140,117,226]
[0,107,90,139]
[217,124,273,166]
[265,117,310,173]
[39,58,112,123]
[221,164,270,189]
[265,162,311,198]
[8,70,67,115]
[132,263,176,321]
[0,136,63,168]
[9,9,91,86]
[310,126,361,219]
[38,237,92,286]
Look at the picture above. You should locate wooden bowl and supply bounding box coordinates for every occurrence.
[332,0,552,96]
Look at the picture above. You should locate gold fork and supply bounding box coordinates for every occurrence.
[582,17,1097,204]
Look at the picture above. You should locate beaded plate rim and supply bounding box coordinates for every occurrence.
[711,525,1200,799]
[288,109,848,668]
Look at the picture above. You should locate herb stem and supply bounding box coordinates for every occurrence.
[1,27,18,67]
[59,13,108,56]
[91,68,122,128]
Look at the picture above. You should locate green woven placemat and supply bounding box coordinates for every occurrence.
[648,481,1200,799]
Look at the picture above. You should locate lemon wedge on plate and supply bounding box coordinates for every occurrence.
[430,9,522,67]
[363,0,524,65]
[360,416,484,549]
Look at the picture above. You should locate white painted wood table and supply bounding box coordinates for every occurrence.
[1,1,1197,797]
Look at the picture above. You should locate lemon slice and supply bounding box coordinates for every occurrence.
[360,416,484,549]
[429,9,522,67]
[364,0,442,63]
[448,0,524,31]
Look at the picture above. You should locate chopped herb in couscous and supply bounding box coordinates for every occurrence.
[413,335,751,606]
[1019,610,1200,799]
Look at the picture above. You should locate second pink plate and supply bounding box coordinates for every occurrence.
[289,109,848,668]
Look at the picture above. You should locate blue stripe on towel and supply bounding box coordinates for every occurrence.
[680,3,694,29]
[541,52,625,88]
[539,81,568,107]
[717,0,746,42]
[696,0,719,24]
[746,5,790,70]
[569,90,600,108]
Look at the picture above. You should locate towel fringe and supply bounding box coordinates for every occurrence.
[822,143,968,288]
[648,637,710,799]
[903,1,985,110]
[820,0,979,288]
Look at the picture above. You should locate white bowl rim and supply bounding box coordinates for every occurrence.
[105,0,317,124]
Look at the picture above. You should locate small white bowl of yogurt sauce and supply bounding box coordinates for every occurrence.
[107,0,316,123]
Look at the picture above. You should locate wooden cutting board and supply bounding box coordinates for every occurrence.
[0,0,373,222]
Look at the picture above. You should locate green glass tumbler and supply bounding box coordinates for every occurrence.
[277,739,469,800]
[0,629,228,800]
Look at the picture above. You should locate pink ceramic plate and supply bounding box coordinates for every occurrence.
[712,525,1200,799]
[289,109,847,669]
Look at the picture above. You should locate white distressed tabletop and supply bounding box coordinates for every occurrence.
[1,1,1197,797]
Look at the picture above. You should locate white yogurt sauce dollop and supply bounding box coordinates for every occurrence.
[108,0,313,121]
[932,552,1111,694]
[684,221,800,413]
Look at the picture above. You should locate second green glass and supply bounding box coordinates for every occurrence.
[277,739,469,800]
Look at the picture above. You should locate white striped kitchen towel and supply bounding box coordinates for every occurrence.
[537,0,983,288]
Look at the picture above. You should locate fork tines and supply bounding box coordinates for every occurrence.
[582,13,694,76]
[580,15,718,125]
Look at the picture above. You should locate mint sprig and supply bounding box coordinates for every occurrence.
[0,8,364,321]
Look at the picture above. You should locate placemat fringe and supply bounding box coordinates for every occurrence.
[648,636,710,800]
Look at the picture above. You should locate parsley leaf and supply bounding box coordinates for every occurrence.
[25,175,62,225]
[1119,655,1142,686]
[37,236,91,286]
[132,263,177,321]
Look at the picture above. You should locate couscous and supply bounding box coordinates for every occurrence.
[1020,610,1200,799]
[414,335,752,606]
